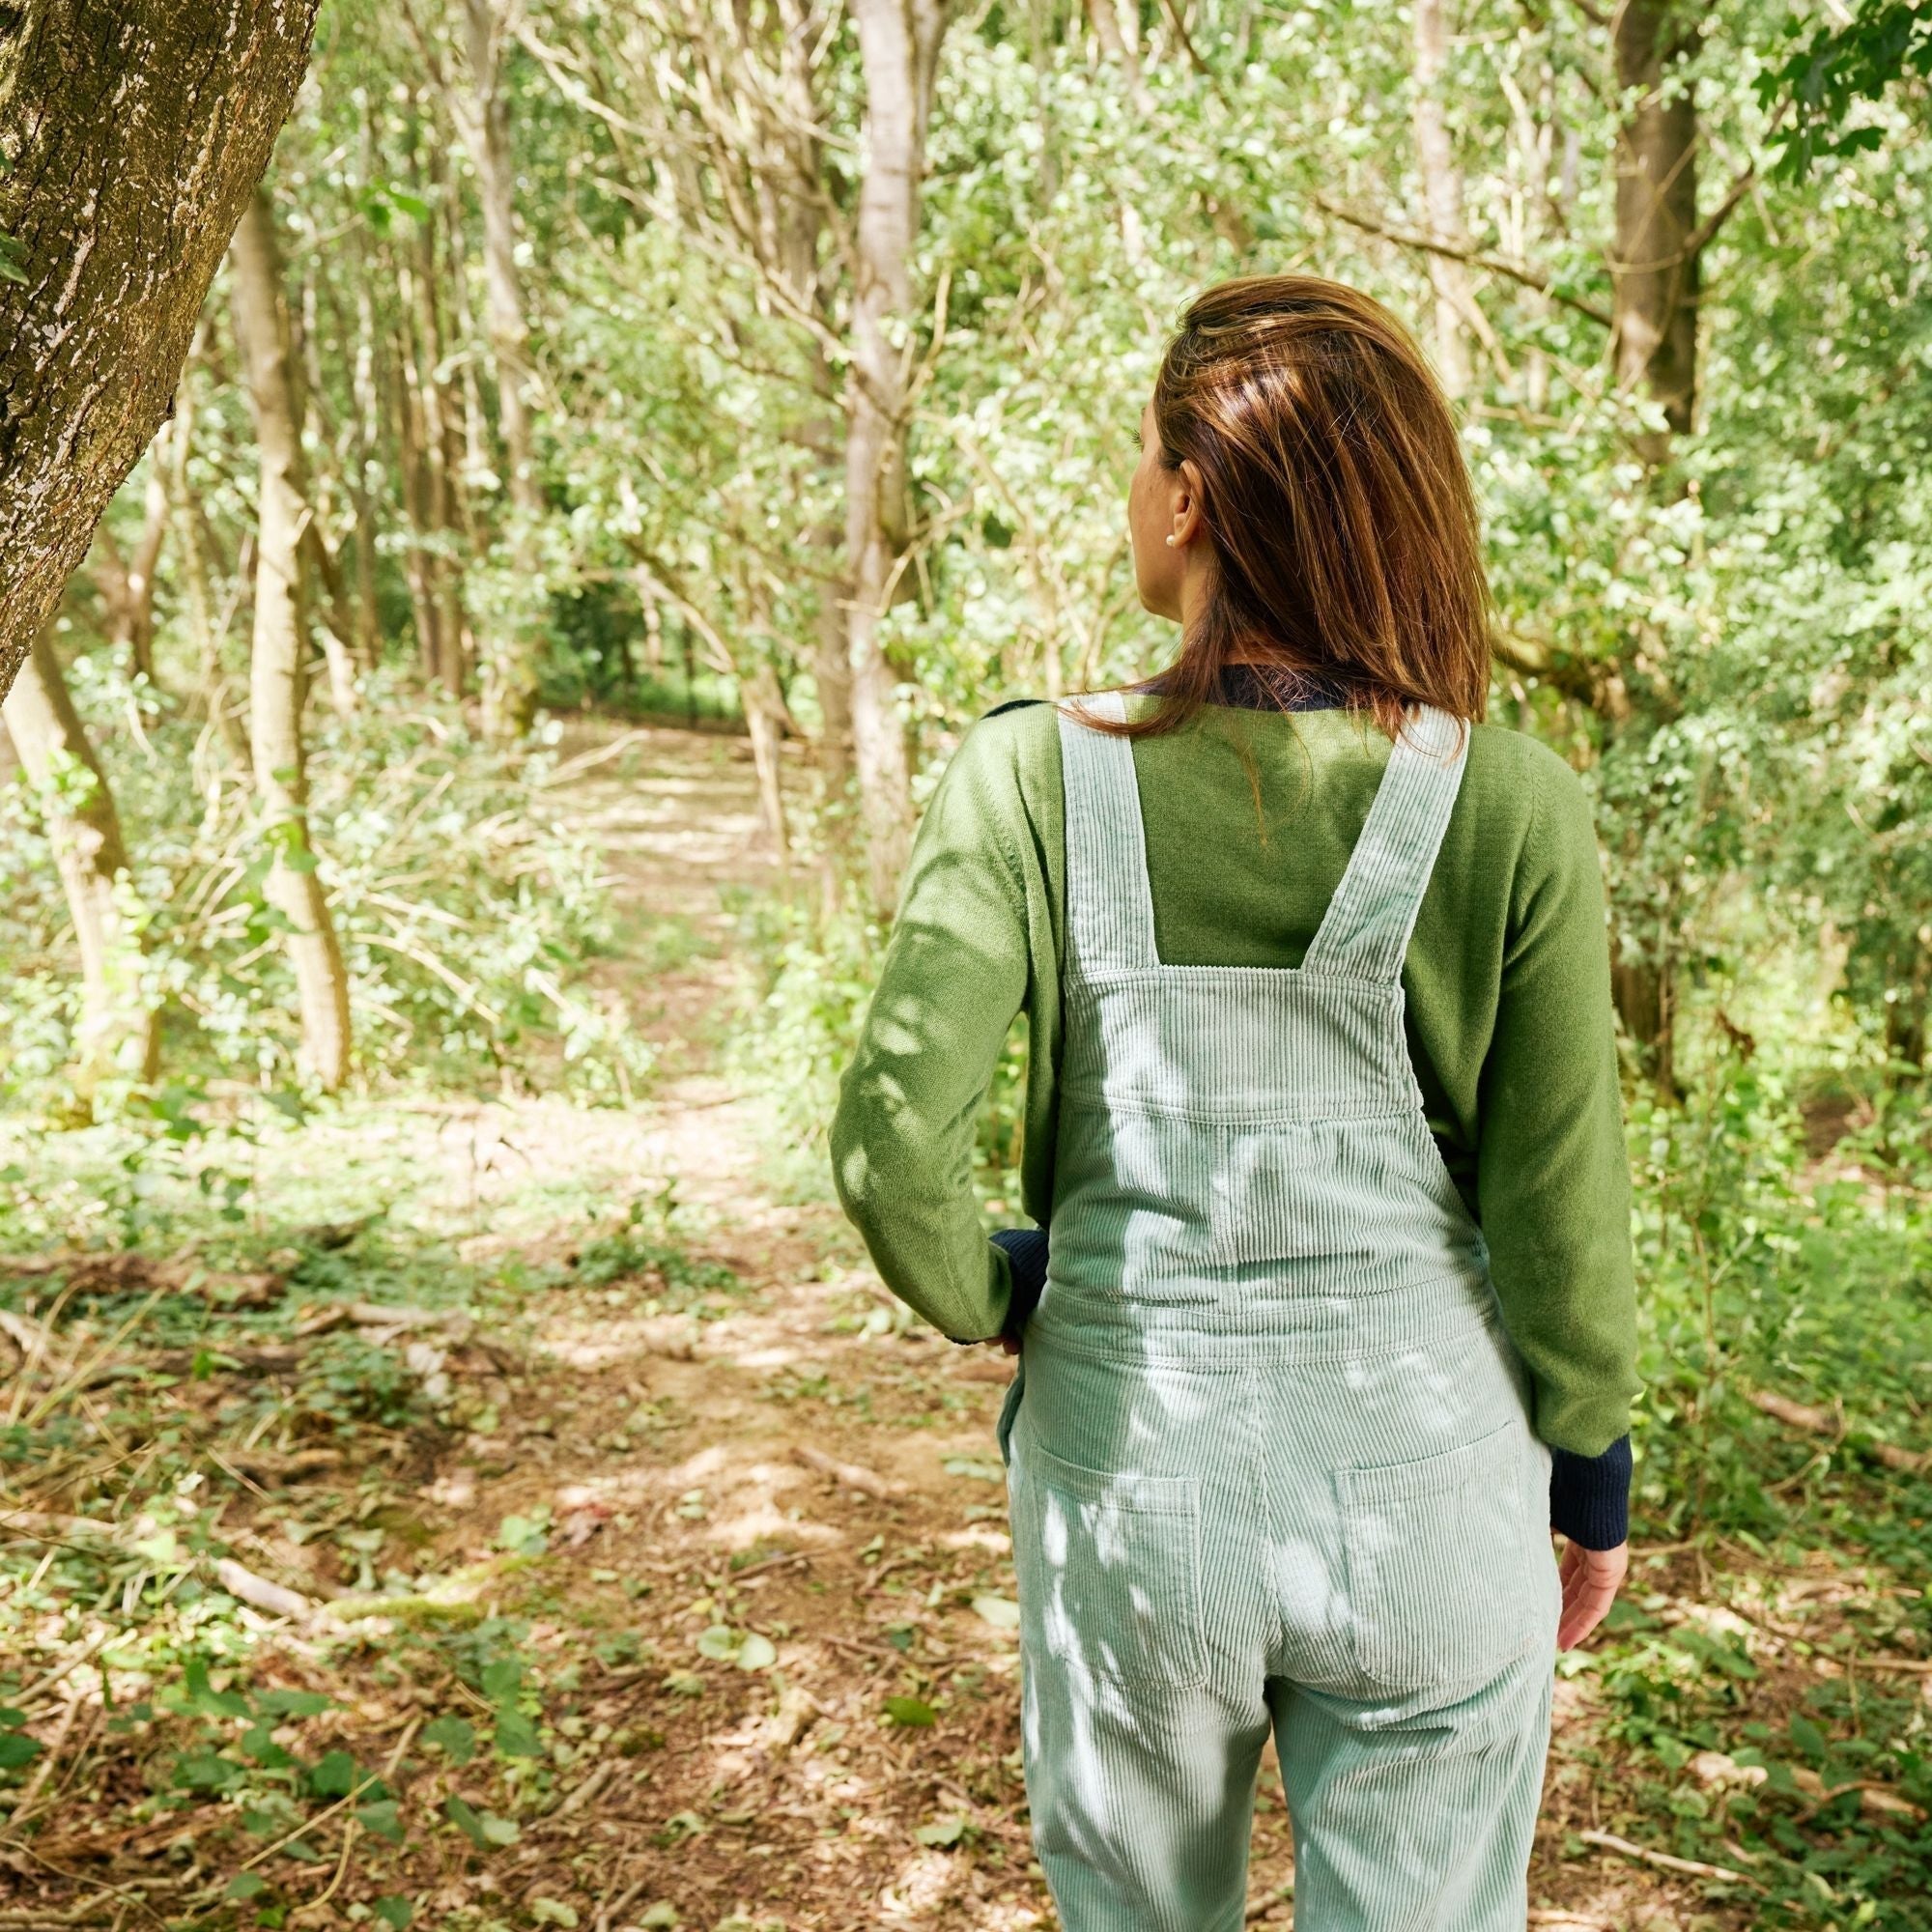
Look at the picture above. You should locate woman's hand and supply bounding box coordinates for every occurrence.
[1554,1538,1628,1650]
[984,1334,1021,1357]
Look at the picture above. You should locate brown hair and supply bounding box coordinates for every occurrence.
[1099,274,1491,738]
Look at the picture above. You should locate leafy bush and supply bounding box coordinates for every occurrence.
[0,656,650,1110]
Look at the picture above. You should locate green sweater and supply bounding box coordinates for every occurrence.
[831,695,1641,1461]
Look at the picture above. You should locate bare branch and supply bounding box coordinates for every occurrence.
[1316,196,1615,328]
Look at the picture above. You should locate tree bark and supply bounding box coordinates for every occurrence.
[0,0,321,703]
[92,428,173,688]
[844,0,949,907]
[428,0,545,741]
[1411,0,1474,399]
[229,188,353,1092]
[1611,0,1703,464]
[743,662,792,864]
[2,625,159,1106]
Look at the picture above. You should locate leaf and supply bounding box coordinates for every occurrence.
[256,1689,331,1718]
[531,1903,581,1928]
[736,1632,778,1672]
[481,1811,521,1846]
[480,1659,523,1706]
[184,1657,251,1719]
[443,1795,490,1849]
[356,1799,406,1843]
[308,1750,362,1798]
[495,1707,541,1758]
[175,1751,242,1792]
[883,1695,936,1728]
[497,1512,549,1556]
[1789,1713,1830,1761]
[944,1457,1005,1483]
[422,1715,475,1763]
[225,1872,270,1901]
[0,1732,41,1770]
[372,1899,414,1930]
[972,1594,1021,1631]
[916,1815,966,1847]
[240,1722,294,1768]
[444,1796,522,1851]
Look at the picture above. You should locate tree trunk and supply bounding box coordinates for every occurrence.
[1411,0,1474,399]
[2,625,159,1107]
[230,188,353,1093]
[0,0,321,703]
[93,428,173,688]
[844,0,950,907]
[438,0,544,743]
[1611,0,1703,465]
[743,663,792,865]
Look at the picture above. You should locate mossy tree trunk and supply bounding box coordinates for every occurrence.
[0,0,321,703]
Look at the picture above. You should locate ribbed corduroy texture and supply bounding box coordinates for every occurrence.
[1001,691,1562,1931]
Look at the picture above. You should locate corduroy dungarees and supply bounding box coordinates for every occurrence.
[996,692,1562,1930]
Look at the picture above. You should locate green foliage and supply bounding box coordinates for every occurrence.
[0,660,649,1110]
[1764,1,1932,175]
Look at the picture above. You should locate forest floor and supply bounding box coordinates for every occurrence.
[1,724,1928,1932]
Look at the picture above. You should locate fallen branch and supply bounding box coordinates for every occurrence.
[1691,1747,1924,1822]
[789,1444,903,1499]
[212,1558,314,1622]
[1750,1389,1929,1475]
[1577,1829,1757,1886]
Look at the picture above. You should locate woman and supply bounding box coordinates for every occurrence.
[830,275,1639,1931]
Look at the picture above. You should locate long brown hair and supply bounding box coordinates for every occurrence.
[1100,275,1491,738]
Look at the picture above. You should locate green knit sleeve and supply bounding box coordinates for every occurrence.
[1476,745,1644,1457]
[829,714,1040,1341]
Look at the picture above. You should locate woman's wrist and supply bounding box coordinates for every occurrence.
[1548,1434,1633,1549]
[989,1225,1049,1339]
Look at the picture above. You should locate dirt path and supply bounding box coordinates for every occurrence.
[412,727,1682,1930]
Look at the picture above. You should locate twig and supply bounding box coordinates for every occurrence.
[727,1548,815,1583]
[288,1818,358,1922]
[1577,1829,1757,1886]
[1750,1389,1928,1474]
[1316,196,1615,329]
[789,1444,904,1499]
[0,1841,172,1931]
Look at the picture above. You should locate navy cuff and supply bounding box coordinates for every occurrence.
[989,1227,1049,1340]
[1548,1435,1632,1549]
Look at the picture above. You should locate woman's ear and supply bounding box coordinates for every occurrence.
[1173,457,1208,548]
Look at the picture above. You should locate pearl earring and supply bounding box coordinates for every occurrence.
[1165,535,1177,548]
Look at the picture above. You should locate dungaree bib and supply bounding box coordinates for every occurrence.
[997,692,1562,1931]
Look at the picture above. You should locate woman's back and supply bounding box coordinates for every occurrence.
[831,676,1637,1463]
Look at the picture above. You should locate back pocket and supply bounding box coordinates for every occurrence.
[1338,1420,1542,1696]
[1020,1441,1207,1693]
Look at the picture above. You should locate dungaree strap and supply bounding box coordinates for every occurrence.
[1300,704,1470,985]
[1058,690,1158,970]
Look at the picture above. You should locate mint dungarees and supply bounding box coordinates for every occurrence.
[996,692,1562,1930]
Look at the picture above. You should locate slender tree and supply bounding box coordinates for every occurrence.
[230,187,354,1092]
[410,0,547,740]
[0,0,321,701]
[2,625,158,1107]
[1410,0,1474,397]
[844,0,951,905]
